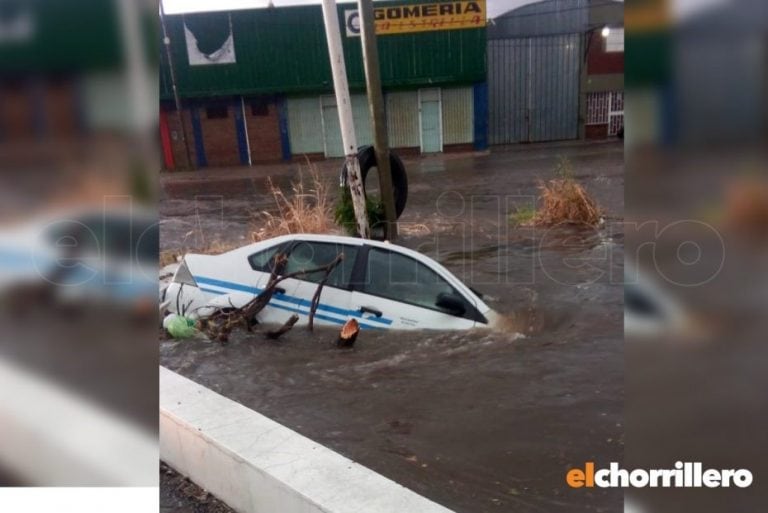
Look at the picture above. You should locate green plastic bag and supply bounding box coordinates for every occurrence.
[165,314,198,339]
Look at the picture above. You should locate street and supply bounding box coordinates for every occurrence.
[160,141,624,513]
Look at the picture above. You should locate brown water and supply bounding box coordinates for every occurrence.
[160,142,624,512]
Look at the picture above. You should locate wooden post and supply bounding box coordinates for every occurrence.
[357,0,398,241]
[320,0,370,239]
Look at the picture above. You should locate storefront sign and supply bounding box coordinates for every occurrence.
[345,0,486,37]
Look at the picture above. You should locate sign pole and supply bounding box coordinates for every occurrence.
[159,0,194,170]
[357,0,398,241]
[321,0,371,239]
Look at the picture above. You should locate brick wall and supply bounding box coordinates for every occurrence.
[1,81,34,140]
[587,31,624,76]
[198,101,241,168]
[0,79,80,142]
[243,97,283,163]
[585,124,609,140]
[44,79,79,138]
[163,105,197,170]
[161,98,284,170]
[444,143,475,153]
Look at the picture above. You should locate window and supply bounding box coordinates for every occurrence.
[586,91,623,135]
[586,92,610,125]
[205,104,229,119]
[605,28,624,53]
[283,242,358,289]
[248,244,282,272]
[363,248,459,312]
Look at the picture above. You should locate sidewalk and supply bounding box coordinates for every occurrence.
[160,139,620,186]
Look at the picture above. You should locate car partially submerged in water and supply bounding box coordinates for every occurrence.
[164,234,497,330]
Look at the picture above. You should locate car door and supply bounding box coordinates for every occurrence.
[199,241,284,314]
[350,246,478,330]
[265,240,360,327]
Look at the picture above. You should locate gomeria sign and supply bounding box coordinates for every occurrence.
[345,0,486,37]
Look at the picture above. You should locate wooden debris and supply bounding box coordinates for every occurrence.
[199,252,344,344]
[307,253,344,331]
[337,318,359,348]
[265,314,299,340]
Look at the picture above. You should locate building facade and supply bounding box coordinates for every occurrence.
[159,1,488,170]
[582,0,625,139]
[487,0,624,145]
[487,0,587,144]
[0,0,144,143]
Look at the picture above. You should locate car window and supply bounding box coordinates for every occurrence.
[625,284,664,319]
[45,214,157,263]
[363,248,458,311]
[248,244,282,272]
[283,242,358,289]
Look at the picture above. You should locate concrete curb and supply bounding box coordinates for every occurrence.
[160,366,455,513]
[0,359,156,486]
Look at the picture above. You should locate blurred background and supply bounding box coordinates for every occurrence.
[625,0,768,511]
[0,0,158,486]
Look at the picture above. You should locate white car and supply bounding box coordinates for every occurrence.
[624,264,691,338]
[0,208,157,306]
[165,234,497,330]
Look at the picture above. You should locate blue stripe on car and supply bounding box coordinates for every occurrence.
[195,275,392,328]
[198,286,382,330]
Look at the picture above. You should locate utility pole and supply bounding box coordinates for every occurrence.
[357,0,398,240]
[320,0,370,239]
[160,0,194,170]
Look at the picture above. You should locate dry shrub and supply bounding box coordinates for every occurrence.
[252,165,336,241]
[533,157,601,226]
[723,177,768,240]
[201,239,241,254]
[161,237,241,265]
[160,250,179,267]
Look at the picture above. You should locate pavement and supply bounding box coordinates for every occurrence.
[160,139,621,186]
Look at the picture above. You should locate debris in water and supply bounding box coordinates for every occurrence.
[533,157,601,226]
[337,318,359,348]
[199,252,343,343]
[266,314,299,340]
[163,314,199,339]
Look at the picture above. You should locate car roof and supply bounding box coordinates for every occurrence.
[258,233,424,259]
[193,233,492,313]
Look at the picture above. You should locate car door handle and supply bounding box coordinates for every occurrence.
[274,287,286,295]
[359,306,382,317]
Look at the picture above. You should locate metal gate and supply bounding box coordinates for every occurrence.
[488,34,582,144]
[608,92,624,136]
[320,94,373,158]
[586,91,624,136]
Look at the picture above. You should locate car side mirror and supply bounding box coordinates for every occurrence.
[436,292,466,316]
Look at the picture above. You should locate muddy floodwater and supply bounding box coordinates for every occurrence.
[160,142,624,513]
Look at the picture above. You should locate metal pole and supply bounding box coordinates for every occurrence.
[160,0,194,170]
[357,0,398,240]
[320,0,370,239]
[240,96,252,166]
